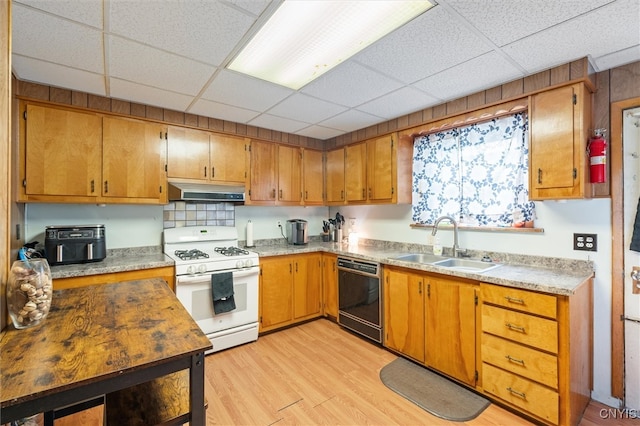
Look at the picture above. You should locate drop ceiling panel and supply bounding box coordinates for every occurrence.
[301,61,404,108]
[108,36,215,96]
[296,125,344,140]
[354,5,492,84]
[413,51,524,101]
[249,113,309,134]
[595,45,640,71]
[357,86,440,120]
[16,0,103,28]
[189,98,261,124]
[320,109,386,133]
[13,55,106,96]
[502,0,640,73]
[267,94,348,124]
[444,0,615,47]
[12,4,103,73]
[201,70,293,111]
[110,78,195,112]
[108,0,257,65]
[226,0,272,16]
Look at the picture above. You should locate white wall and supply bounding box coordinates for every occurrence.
[24,199,617,405]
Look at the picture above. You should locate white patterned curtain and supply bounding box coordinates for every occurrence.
[412,113,534,227]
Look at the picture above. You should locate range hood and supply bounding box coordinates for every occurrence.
[168,182,245,202]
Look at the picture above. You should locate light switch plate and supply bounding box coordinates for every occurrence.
[574,233,597,251]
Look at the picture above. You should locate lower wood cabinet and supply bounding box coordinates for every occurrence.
[259,253,322,333]
[52,266,175,292]
[383,266,476,385]
[322,253,338,319]
[479,281,592,426]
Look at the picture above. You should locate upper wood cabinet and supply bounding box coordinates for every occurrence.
[247,139,277,204]
[167,127,248,185]
[325,147,345,204]
[529,82,592,200]
[23,104,101,198]
[20,102,167,204]
[330,133,412,206]
[102,116,166,202]
[302,148,324,205]
[277,144,302,203]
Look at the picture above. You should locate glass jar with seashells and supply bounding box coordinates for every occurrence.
[6,259,53,329]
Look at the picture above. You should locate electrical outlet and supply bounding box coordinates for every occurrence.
[574,233,597,251]
[277,221,281,228]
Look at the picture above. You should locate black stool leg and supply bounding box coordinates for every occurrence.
[44,411,55,426]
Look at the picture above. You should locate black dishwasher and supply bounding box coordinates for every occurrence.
[337,256,382,343]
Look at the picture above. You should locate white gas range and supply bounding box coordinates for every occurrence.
[164,226,260,354]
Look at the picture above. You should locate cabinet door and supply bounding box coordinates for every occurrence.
[248,140,277,203]
[384,268,425,363]
[303,148,324,205]
[210,134,247,184]
[293,253,322,319]
[260,257,293,330]
[322,253,338,318]
[367,135,394,201]
[345,142,367,202]
[166,126,209,180]
[277,144,302,203]
[25,104,101,197]
[425,275,477,386]
[326,147,345,203]
[102,117,166,200]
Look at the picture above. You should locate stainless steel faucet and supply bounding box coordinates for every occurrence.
[432,215,464,257]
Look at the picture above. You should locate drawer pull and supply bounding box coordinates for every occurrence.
[505,296,525,304]
[505,355,525,365]
[505,322,526,333]
[506,387,527,399]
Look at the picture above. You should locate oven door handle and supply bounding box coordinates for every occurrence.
[177,268,259,284]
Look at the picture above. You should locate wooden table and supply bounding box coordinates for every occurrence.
[0,278,212,425]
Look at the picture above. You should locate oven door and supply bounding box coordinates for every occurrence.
[175,267,259,336]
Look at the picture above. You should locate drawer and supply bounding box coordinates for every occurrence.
[480,283,557,319]
[483,363,559,425]
[482,304,558,353]
[481,333,558,389]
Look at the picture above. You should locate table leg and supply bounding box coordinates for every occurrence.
[189,351,206,425]
[44,411,54,426]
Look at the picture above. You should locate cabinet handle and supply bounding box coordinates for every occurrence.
[305,190,308,200]
[504,296,525,304]
[505,355,525,365]
[368,188,372,198]
[279,189,283,199]
[505,323,526,333]
[104,180,108,193]
[295,262,298,273]
[211,167,214,178]
[341,190,344,200]
[272,189,276,199]
[204,167,207,178]
[506,387,527,399]
[91,180,95,193]
[427,283,431,298]
[418,281,422,294]
[362,188,365,198]
[289,263,292,273]
[537,168,542,184]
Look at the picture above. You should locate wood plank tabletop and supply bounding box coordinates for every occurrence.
[0,277,211,408]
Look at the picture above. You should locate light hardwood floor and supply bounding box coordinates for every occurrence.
[54,319,636,425]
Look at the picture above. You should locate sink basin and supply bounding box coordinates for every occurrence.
[432,258,500,272]
[394,253,446,264]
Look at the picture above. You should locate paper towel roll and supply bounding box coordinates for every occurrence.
[246,220,254,247]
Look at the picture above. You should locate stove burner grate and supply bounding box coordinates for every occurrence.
[214,246,250,257]
[174,249,210,261]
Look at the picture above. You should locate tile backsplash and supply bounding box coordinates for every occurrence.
[163,201,235,228]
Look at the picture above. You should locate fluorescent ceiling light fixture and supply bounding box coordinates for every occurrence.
[228,1,434,90]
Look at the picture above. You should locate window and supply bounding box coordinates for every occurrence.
[412,112,535,227]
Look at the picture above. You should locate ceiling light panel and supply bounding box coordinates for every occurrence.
[228,0,434,90]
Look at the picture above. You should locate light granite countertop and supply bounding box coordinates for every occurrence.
[49,239,594,296]
[50,246,173,279]
[250,239,595,296]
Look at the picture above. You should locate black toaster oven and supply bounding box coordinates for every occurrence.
[45,224,106,265]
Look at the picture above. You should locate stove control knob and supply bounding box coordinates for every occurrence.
[236,260,244,269]
[245,259,253,268]
[198,264,207,274]
[187,265,195,275]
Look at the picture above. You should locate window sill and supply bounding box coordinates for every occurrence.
[410,223,544,234]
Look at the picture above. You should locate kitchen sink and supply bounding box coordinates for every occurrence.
[432,257,500,272]
[393,253,446,264]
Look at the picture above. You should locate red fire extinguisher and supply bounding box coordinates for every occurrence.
[588,129,607,183]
